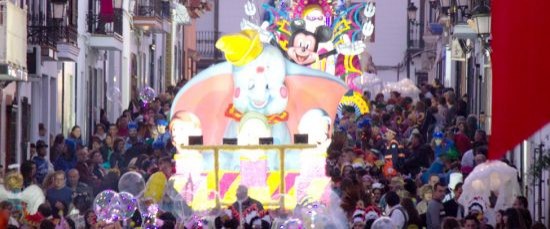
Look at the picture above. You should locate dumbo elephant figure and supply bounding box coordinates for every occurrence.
[170,29,348,145]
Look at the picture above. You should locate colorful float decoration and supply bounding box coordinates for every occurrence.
[169,29,347,210]
[337,90,370,119]
[243,0,376,91]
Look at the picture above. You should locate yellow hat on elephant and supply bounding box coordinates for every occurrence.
[215,29,263,67]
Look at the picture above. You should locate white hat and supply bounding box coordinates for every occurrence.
[8,164,20,170]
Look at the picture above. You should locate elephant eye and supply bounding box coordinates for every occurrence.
[248,81,254,90]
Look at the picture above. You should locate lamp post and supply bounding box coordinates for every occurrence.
[471,0,491,40]
[406,2,418,79]
[51,0,68,20]
[50,0,68,42]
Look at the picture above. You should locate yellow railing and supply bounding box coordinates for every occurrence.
[178,144,316,210]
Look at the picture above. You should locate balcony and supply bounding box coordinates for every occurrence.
[133,0,171,33]
[87,10,123,51]
[196,31,223,70]
[0,0,28,81]
[57,25,79,62]
[27,24,58,61]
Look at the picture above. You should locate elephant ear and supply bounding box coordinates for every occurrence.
[284,61,348,140]
[171,62,234,145]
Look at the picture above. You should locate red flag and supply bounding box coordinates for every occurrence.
[489,0,550,159]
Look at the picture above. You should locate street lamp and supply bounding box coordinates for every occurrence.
[50,0,68,20]
[471,0,491,38]
[408,2,418,22]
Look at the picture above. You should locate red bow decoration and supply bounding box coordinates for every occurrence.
[225,104,289,124]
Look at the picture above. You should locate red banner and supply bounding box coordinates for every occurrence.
[100,0,114,22]
[489,0,550,159]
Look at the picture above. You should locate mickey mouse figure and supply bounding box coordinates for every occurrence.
[240,18,366,66]
[287,19,366,66]
[286,19,332,66]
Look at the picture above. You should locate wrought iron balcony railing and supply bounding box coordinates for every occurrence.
[134,0,171,19]
[196,31,222,60]
[58,25,78,45]
[27,25,58,49]
[87,9,123,36]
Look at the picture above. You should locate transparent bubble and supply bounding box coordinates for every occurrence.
[137,197,157,217]
[117,192,138,220]
[93,190,120,224]
[139,86,157,103]
[282,218,303,229]
[118,171,146,197]
[107,86,121,103]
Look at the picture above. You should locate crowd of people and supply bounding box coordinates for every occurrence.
[323,82,543,229]
[0,79,545,229]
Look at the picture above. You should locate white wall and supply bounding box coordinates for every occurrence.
[366,0,408,83]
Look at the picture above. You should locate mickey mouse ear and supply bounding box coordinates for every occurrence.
[315,26,332,43]
[291,19,306,32]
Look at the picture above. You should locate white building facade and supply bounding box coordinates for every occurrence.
[0,0,198,167]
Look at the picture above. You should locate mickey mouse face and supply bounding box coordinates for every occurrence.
[287,32,318,65]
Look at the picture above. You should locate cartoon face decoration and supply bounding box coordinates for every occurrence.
[288,31,318,65]
[302,4,326,33]
[298,109,331,145]
[233,46,288,115]
[287,20,332,66]
[169,111,202,148]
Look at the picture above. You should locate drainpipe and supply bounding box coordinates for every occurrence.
[213,0,219,60]
[15,81,22,165]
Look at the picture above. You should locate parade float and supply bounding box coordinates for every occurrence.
[167,26,348,211]
[160,0,380,213]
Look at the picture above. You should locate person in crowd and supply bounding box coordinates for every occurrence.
[503,208,528,229]
[54,139,78,172]
[67,169,93,201]
[109,138,127,169]
[84,210,98,229]
[68,125,83,148]
[453,120,472,155]
[445,91,458,125]
[94,124,107,141]
[75,148,100,188]
[232,185,264,219]
[46,171,73,217]
[474,153,487,166]
[108,124,119,139]
[89,150,107,180]
[20,160,37,188]
[400,197,421,228]
[50,134,66,163]
[441,217,461,229]
[495,209,505,229]
[89,136,102,152]
[426,182,446,229]
[416,184,433,217]
[403,133,431,177]
[385,191,408,228]
[443,182,464,219]
[33,140,55,185]
[100,135,114,169]
[116,116,130,138]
